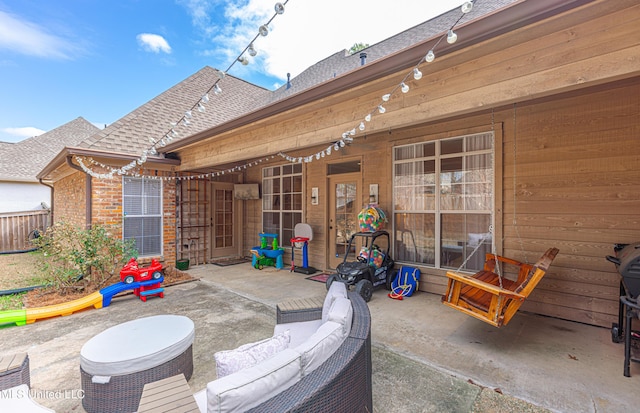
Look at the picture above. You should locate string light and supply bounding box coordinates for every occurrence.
[425,50,435,62]
[447,29,458,44]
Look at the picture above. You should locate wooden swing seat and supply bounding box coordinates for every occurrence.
[441,247,559,327]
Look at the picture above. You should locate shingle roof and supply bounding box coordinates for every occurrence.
[0,117,99,182]
[80,67,270,155]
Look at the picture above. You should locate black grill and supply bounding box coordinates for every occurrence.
[607,242,640,297]
[607,243,640,376]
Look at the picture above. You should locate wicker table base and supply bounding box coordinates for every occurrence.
[81,345,193,413]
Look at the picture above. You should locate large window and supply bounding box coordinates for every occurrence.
[123,177,162,256]
[393,132,493,271]
[262,164,303,245]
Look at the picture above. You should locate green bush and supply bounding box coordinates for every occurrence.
[32,222,138,293]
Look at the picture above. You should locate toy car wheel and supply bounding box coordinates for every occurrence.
[355,279,373,302]
[326,274,340,291]
[386,269,398,291]
[124,275,134,284]
[152,271,162,280]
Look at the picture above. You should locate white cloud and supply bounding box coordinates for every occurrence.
[0,11,80,59]
[0,127,46,142]
[185,0,465,84]
[137,33,172,54]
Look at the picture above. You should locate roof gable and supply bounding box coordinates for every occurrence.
[0,117,99,182]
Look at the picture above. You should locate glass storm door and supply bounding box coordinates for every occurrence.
[328,174,359,269]
[211,182,237,258]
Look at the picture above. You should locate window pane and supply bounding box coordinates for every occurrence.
[394,213,435,265]
[442,138,463,154]
[441,214,491,271]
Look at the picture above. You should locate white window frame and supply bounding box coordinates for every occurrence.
[392,131,494,271]
[122,176,163,257]
[262,164,303,245]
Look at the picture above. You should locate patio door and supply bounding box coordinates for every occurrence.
[328,173,360,269]
[210,182,240,259]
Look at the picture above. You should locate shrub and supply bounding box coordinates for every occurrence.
[32,222,138,293]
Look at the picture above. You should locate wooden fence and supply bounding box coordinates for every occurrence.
[0,210,51,253]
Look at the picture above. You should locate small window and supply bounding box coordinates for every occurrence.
[327,161,361,175]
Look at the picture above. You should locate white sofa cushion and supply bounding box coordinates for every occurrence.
[322,281,347,323]
[214,330,290,378]
[326,296,353,338]
[206,348,302,413]
[293,320,346,376]
[273,319,322,348]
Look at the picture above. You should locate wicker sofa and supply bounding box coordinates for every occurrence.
[194,283,372,413]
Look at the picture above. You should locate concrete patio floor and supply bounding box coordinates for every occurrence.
[1,262,638,412]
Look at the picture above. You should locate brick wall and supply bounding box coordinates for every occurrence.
[53,169,177,266]
[53,171,86,227]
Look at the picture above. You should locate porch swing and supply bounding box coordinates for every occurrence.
[440,106,559,327]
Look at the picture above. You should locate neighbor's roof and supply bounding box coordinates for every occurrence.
[0,117,99,182]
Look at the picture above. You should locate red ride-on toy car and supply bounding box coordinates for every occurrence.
[120,258,163,284]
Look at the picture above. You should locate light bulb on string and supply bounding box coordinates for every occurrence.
[214,84,222,95]
[185,110,193,119]
[413,68,422,80]
[197,102,205,113]
[461,1,474,13]
[378,105,386,114]
[201,94,209,103]
[447,29,457,44]
[401,82,410,93]
[365,113,372,122]
[259,25,269,36]
[248,44,257,57]
[238,56,249,65]
[382,94,390,102]
[215,69,226,79]
[182,118,191,126]
[359,122,365,131]
[274,2,285,14]
[425,50,435,62]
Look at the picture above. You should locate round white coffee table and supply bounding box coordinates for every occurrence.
[80,315,194,413]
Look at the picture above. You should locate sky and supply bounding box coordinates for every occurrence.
[0,0,464,143]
